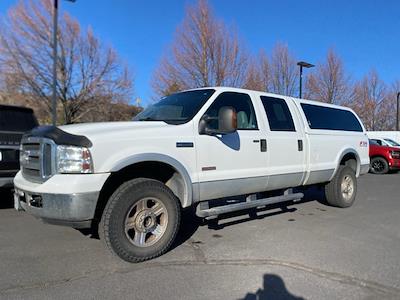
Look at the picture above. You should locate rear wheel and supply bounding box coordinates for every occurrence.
[370,157,389,174]
[325,166,357,208]
[100,178,181,262]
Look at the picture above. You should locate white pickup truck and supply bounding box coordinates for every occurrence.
[14,87,370,262]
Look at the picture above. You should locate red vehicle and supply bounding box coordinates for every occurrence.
[369,139,400,174]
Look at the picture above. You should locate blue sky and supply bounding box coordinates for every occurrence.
[1,0,399,105]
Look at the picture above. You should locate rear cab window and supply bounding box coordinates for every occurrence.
[260,96,296,132]
[300,103,363,132]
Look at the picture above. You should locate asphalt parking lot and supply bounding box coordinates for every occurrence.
[1,173,400,300]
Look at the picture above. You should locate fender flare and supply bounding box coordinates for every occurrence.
[332,148,361,179]
[110,153,193,208]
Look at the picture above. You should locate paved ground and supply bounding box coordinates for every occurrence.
[0,173,400,300]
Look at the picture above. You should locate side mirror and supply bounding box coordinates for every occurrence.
[199,106,237,135]
[218,106,237,134]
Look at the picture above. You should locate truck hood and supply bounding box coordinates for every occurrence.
[59,121,171,142]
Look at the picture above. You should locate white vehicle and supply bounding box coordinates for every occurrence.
[14,87,370,262]
[369,137,400,149]
[367,131,400,144]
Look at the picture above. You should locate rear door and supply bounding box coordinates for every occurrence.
[259,96,306,190]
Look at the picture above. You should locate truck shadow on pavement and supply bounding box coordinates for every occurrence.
[204,186,327,231]
[170,186,327,251]
[241,273,305,300]
[170,203,299,252]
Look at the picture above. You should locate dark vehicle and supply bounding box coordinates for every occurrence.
[0,105,38,187]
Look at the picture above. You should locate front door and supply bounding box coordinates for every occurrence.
[195,91,268,201]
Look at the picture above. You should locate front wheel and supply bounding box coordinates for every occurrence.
[325,166,357,208]
[100,178,181,263]
[370,157,389,174]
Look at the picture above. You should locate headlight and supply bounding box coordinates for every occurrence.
[390,150,400,159]
[56,145,93,174]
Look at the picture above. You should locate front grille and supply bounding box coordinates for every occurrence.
[20,137,56,183]
[0,132,23,147]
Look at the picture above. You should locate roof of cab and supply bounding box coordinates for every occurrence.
[186,86,353,111]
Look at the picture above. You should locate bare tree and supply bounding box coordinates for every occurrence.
[0,61,52,120]
[350,70,389,130]
[382,80,400,130]
[268,43,298,96]
[243,51,270,92]
[152,0,248,97]
[0,0,133,124]
[305,49,351,104]
[81,100,142,123]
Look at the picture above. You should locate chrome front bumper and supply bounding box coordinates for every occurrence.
[14,188,99,228]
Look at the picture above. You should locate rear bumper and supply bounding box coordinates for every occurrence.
[13,171,110,228]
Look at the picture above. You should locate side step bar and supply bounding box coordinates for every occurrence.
[195,192,304,218]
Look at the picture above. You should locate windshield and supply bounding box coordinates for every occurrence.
[384,138,400,147]
[0,107,38,132]
[134,89,215,125]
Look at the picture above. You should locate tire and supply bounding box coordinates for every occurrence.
[370,157,389,174]
[324,166,357,208]
[99,178,181,263]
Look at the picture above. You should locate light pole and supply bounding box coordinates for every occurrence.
[297,61,314,99]
[52,0,76,126]
[397,92,400,131]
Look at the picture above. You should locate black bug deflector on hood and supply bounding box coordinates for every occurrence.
[24,125,92,147]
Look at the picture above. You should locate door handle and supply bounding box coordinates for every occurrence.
[298,140,303,151]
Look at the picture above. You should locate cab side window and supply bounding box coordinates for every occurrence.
[205,92,258,130]
[260,96,296,131]
[372,139,382,146]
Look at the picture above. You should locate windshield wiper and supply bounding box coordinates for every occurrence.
[138,117,163,121]
[136,117,187,124]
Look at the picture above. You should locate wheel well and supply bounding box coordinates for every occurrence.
[92,161,186,228]
[340,153,358,174]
